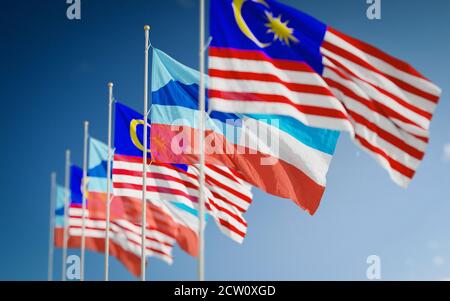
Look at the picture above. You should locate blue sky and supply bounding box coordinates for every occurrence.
[1,0,450,280]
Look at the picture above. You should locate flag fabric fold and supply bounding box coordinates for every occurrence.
[150,47,338,214]
[208,0,441,187]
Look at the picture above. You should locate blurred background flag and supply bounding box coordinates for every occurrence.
[150,48,338,215]
[54,185,66,249]
[113,101,252,243]
[65,164,174,278]
[208,0,442,187]
[87,137,110,208]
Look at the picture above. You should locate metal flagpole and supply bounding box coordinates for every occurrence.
[141,24,151,281]
[48,172,57,281]
[104,82,114,281]
[62,149,71,281]
[198,0,206,282]
[81,121,89,281]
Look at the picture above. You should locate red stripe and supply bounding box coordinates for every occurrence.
[325,75,424,131]
[208,89,349,120]
[348,108,424,160]
[209,190,245,213]
[206,164,242,184]
[113,168,198,190]
[218,219,245,238]
[322,41,439,104]
[385,74,440,104]
[113,182,198,203]
[113,156,248,236]
[208,197,246,225]
[114,154,153,164]
[86,197,180,238]
[324,78,427,158]
[327,27,430,82]
[410,133,429,144]
[323,55,433,120]
[112,221,174,247]
[354,134,415,179]
[324,64,425,129]
[209,47,315,73]
[204,172,251,205]
[113,182,246,228]
[69,219,174,249]
[209,69,334,96]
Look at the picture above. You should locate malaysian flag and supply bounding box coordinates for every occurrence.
[113,102,253,243]
[85,137,202,258]
[208,0,441,187]
[150,48,339,214]
[67,165,175,277]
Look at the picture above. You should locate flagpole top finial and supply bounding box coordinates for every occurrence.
[144,25,150,31]
[108,82,114,88]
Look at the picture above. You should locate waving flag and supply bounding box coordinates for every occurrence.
[150,48,338,214]
[67,165,174,277]
[86,137,110,209]
[208,0,441,187]
[54,186,66,248]
[113,102,252,243]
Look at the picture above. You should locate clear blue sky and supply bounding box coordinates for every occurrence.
[1,0,449,280]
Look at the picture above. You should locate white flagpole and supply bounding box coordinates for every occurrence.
[62,149,71,281]
[47,172,57,281]
[141,24,151,281]
[104,82,114,281]
[198,0,206,282]
[81,121,89,281]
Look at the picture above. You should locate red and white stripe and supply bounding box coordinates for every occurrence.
[320,27,440,187]
[68,206,175,264]
[208,47,354,132]
[112,154,253,243]
[208,29,441,187]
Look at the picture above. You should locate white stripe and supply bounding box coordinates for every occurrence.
[321,49,435,126]
[152,199,200,233]
[389,118,429,139]
[323,67,428,152]
[113,219,176,244]
[191,165,252,212]
[239,117,334,186]
[353,139,411,188]
[327,86,426,169]
[209,56,329,86]
[113,184,247,236]
[113,158,251,241]
[323,30,441,97]
[209,98,354,133]
[113,183,196,209]
[113,173,199,198]
[68,217,174,259]
[68,207,85,217]
[114,159,251,216]
[210,76,340,109]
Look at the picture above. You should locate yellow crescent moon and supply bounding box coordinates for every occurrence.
[232,0,271,48]
[130,119,151,154]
